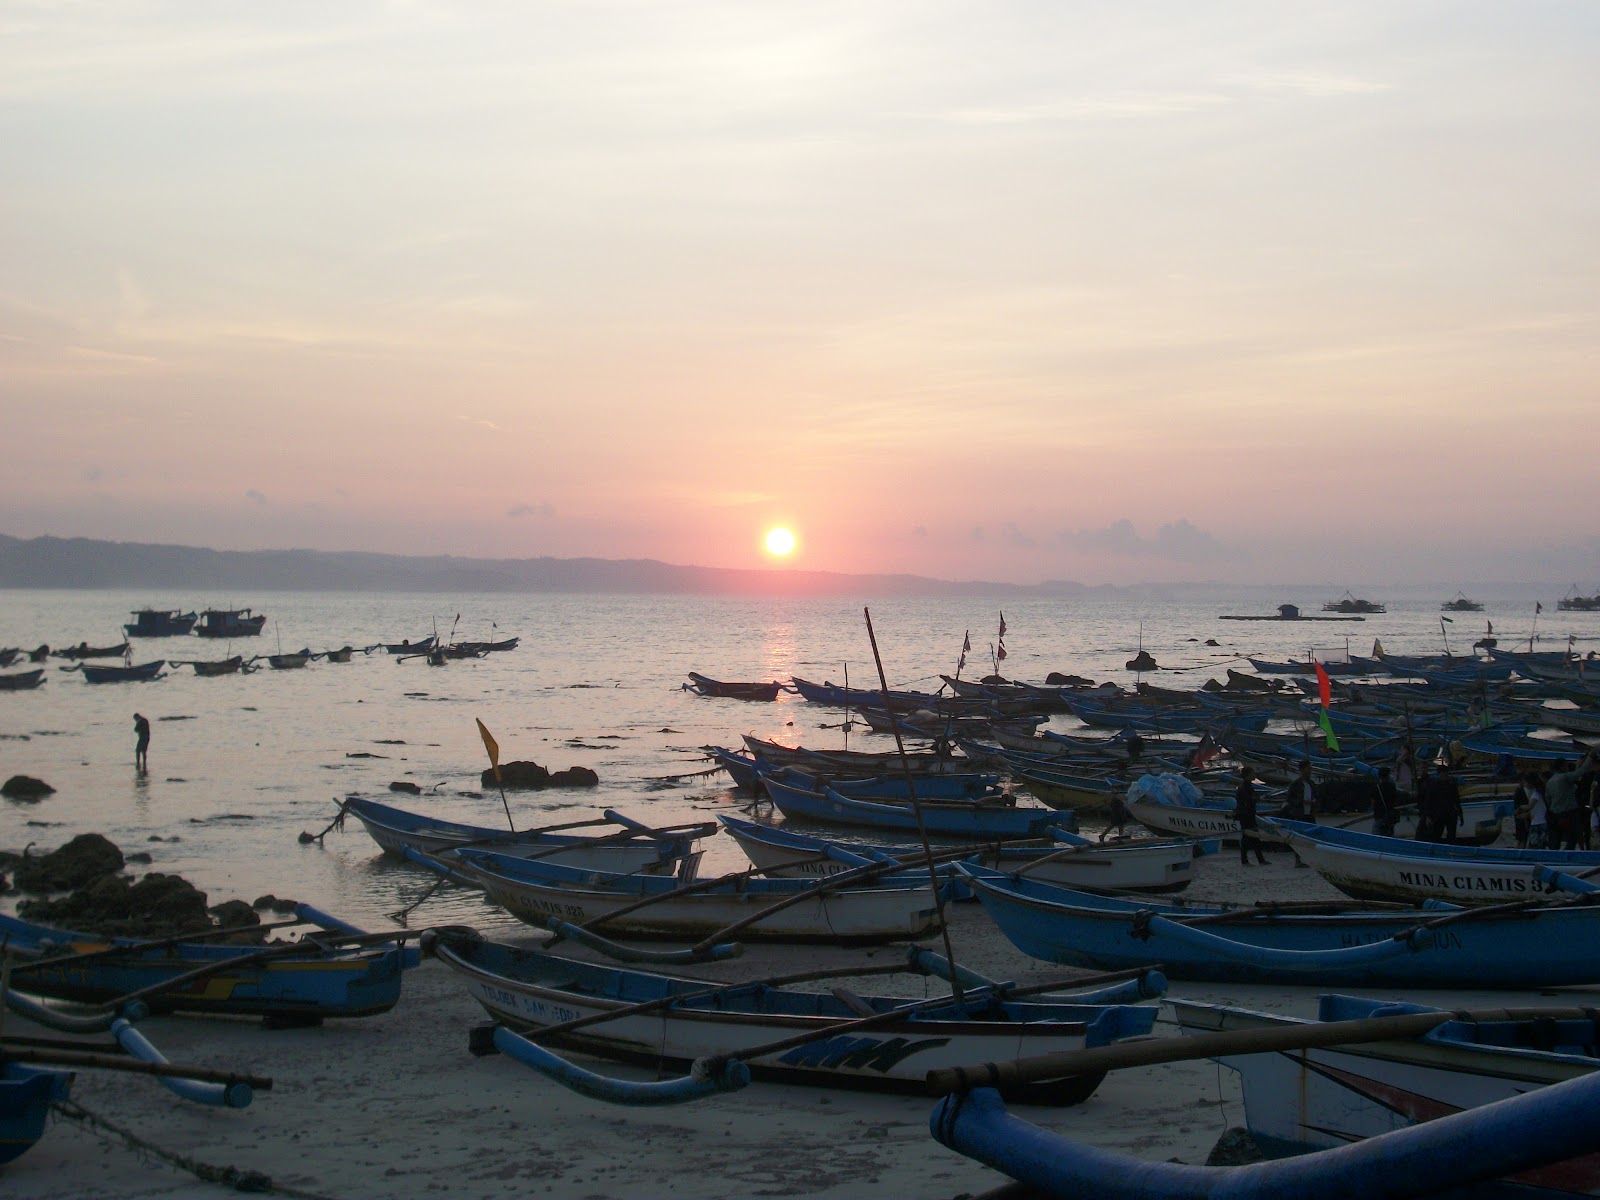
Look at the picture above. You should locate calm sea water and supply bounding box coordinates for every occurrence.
[0,585,1583,933]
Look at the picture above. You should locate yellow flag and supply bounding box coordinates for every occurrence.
[1372,638,1385,658]
[476,718,501,782]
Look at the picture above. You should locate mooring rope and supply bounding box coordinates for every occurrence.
[51,1099,342,1199]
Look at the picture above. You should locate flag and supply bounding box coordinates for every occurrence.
[997,643,1007,661]
[1440,615,1453,624]
[962,631,971,653]
[476,718,501,783]
[1191,731,1219,769]
[1537,602,1543,614]
[1313,661,1334,710]
[1372,638,1384,657]
[1487,621,1493,635]
[1317,707,1340,751]
[998,613,1007,639]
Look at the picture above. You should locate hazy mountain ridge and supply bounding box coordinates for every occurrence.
[0,534,1122,597]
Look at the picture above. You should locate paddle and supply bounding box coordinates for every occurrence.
[925,1003,1600,1096]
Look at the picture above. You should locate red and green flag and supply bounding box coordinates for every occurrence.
[1312,661,1340,751]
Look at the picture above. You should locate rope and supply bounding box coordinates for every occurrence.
[50,1099,342,1198]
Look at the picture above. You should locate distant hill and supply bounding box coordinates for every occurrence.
[0,534,1105,597]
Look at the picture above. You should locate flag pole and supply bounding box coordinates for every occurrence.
[476,718,516,832]
[1531,602,1541,652]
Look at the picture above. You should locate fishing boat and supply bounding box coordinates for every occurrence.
[195,608,267,639]
[1441,593,1485,613]
[265,649,313,670]
[684,672,783,701]
[51,641,130,660]
[0,906,413,1020]
[1556,588,1600,612]
[1323,591,1386,614]
[761,771,1078,840]
[0,1065,74,1165]
[1273,819,1600,906]
[929,1069,1600,1200]
[953,862,1600,988]
[1167,993,1600,1197]
[741,734,975,777]
[179,655,246,677]
[123,609,199,638]
[0,668,46,691]
[338,796,711,875]
[319,646,355,663]
[1123,792,1293,845]
[380,636,435,655]
[434,847,948,942]
[429,929,1163,1105]
[761,763,1007,803]
[78,659,165,684]
[718,815,1205,894]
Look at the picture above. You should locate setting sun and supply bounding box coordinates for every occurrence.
[763,527,797,558]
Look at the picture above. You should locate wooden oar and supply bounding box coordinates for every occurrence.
[925,1003,1600,1096]
[1,1042,273,1089]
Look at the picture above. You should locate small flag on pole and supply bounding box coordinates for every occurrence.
[998,613,1007,639]
[962,631,971,653]
[476,718,502,783]
[1537,602,1544,614]
[997,642,1007,661]
[1312,661,1339,750]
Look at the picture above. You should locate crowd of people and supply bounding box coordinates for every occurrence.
[1510,756,1599,850]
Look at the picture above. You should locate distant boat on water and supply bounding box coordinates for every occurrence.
[1557,587,1600,612]
[196,608,267,638]
[1219,603,1365,623]
[1322,591,1384,614]
[123,609,199,637]
[1441,592,1484,612]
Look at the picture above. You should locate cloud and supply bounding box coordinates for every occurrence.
[912,526,927,539]
[457,415,503,433]
[1060,518,1239,562]
[507,501,555,519]
[245,489,267,506]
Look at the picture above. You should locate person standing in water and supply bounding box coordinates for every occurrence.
[133,712,150,772]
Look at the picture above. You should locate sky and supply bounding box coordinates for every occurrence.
[3,2,1598,587]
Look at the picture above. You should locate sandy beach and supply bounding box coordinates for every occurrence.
[11,846,1596,1200]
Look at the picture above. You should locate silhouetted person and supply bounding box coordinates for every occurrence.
[1373,765,1400,838]
[1422,762,1463,844]
[133,712,150,772]
[1282,760,1316,865]
[1235,767,1268,865]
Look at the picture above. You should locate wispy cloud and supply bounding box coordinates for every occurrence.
[507,502,554,519]
[1061,518,1241,563]
[456,415,503,433]
[245,489,267,506]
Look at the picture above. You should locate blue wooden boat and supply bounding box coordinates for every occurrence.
[0,906,414,1020]
[434,847,950,942]
[742,734,977,776]
[952,862,1600,987]
[767,764,1007,803]
[0,1064,74,1165]
[1274,819,1600,906]
[1166,993,1600,1200]
[78,659,165,684]
[718,815,1206,894]
[195,608,267,638]
[762,771,1078,839]
[123,609,199,638]
[930,1070,1600,1200]
[339,796,710,875]
[429,930,1162,1105]
[51,640,130,659]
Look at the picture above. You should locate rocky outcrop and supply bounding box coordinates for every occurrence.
[9,833,124,892]
[2,774,55,799]
[483,761,600,790]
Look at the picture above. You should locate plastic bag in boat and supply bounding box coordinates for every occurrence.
[1126,772,1204,806]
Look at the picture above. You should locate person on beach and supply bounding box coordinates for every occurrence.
[1235,766,1268,866]
[133,712,150,772]
[1517,770,1548,849]
[1393,739,1418,800]
[1421,762,1463,844]
[1281,760,1315,866]
[1545,759,1581,849]
[1100,790,1131,842]
[1373,765,1400,838]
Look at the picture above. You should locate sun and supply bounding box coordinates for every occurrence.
[763,527,797,558]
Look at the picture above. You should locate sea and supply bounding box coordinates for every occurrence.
[0,583,1583,935]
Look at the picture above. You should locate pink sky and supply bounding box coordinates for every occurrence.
[4,4,1597,586]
